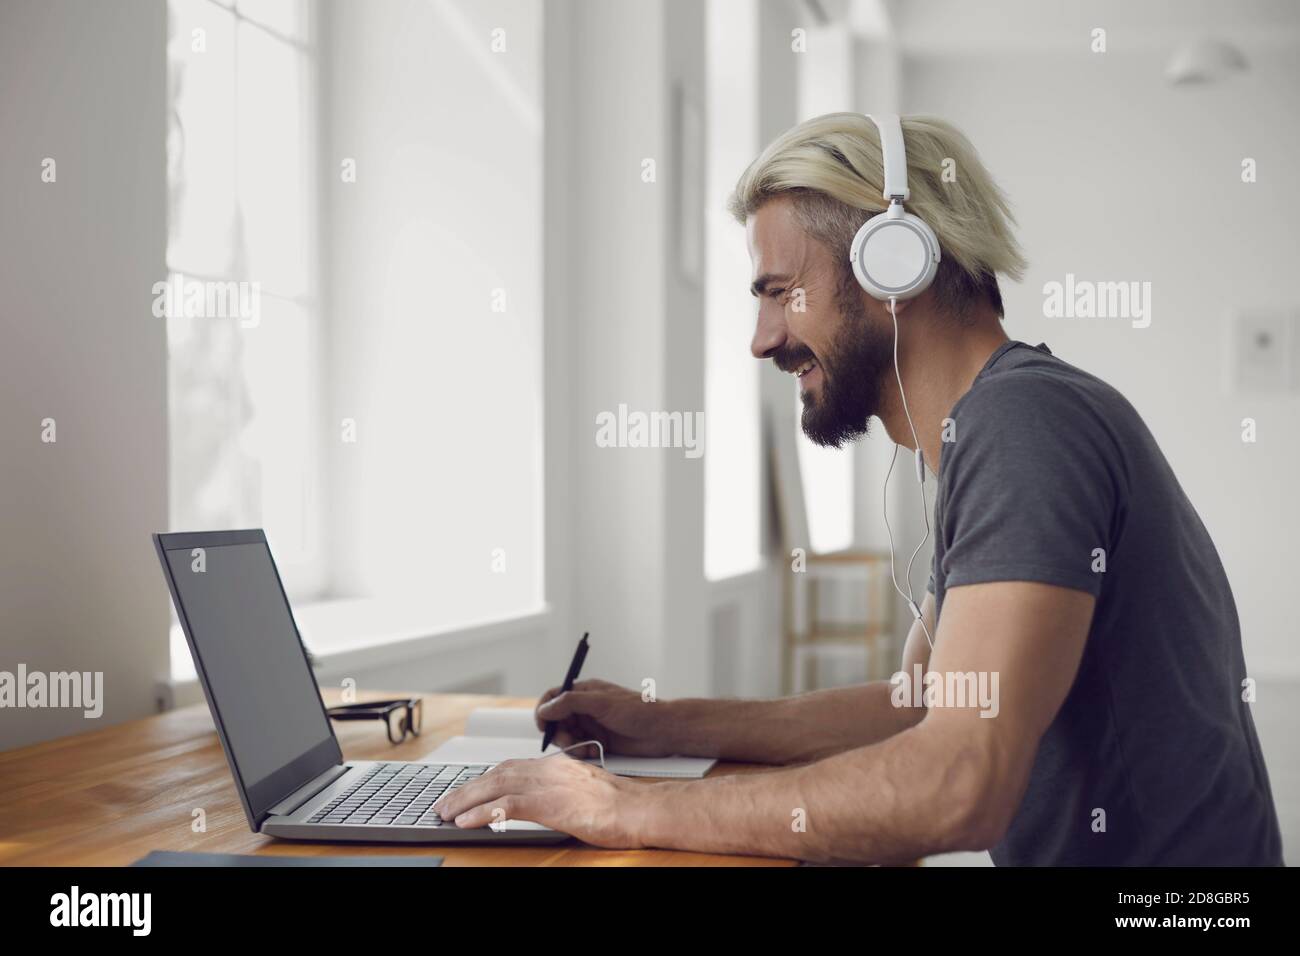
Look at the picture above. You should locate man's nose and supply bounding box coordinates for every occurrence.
[750,303,787,360]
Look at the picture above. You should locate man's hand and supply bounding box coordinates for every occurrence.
[428,583,1092,862]
[534,679,675,758]
[430,755,646,848]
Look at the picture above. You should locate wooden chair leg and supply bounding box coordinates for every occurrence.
[807,577,819,690]
[781,561,793,696]
[782,636,794,697]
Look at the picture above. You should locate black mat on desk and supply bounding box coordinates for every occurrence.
[131,850,443,867]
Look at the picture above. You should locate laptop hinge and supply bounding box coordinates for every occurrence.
[265,764,351,818]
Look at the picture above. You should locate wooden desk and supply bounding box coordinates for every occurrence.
[0,692,796,867]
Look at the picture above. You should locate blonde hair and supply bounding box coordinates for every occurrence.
[727,112,1026,319]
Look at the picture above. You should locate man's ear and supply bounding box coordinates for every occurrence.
[861,291,911,323]
[884,296,914,316]
[862,293,924,329]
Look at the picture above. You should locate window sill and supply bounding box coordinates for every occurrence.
[160,600,551,710]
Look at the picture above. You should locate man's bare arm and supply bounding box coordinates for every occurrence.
[534,595,936,765]
[626,582,1093,862]
[667,593,937,764]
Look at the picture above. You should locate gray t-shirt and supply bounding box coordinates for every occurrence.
[929,341,1282,866]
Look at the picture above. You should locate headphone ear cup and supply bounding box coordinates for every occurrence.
[849,211,941,301]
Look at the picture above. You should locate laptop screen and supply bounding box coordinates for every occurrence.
[158,533,338,824]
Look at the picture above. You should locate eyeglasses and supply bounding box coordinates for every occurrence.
[326,698,423,745]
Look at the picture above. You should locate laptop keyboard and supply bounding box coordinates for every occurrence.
[307,762,488,828]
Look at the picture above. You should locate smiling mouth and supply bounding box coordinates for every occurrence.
[790,357,818,379]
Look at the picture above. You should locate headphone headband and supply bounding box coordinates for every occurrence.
[849,110,939,301]
[863,113,909,202]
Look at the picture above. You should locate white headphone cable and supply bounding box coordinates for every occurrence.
[884,295,935,649]
[545,739,606,770]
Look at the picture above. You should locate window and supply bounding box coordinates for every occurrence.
[704,0,762,580]
[165,0,320,675]
[165,0,546,677]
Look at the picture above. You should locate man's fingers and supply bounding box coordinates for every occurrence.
[534,686,566,731]
[570,714,611,757]
[552,736,601,759]
[451,794,539,830]
[441,759,572,829]
[571,679,615,692]
[547,724,589,753]
[537,689,607,723]
[433,761,521,819]
[535,680,621,731]
[545,713,607,756]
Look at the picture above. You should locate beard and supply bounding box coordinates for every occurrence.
[790,280,895,448]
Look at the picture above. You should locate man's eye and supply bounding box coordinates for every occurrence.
[770,288,786,300]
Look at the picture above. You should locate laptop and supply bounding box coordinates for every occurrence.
[153,529,567,845]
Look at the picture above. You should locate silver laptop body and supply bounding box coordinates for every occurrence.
[154,529,566,846]
[262,759,561,843]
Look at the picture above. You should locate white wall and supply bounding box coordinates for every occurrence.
[660,0,713,696]
[0,0,169,749]
[903,46,1300,677]
[541,0,711,698]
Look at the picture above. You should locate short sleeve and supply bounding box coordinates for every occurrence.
[936,373,1124,597]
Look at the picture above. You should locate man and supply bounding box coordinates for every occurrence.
[434,113,1283,865]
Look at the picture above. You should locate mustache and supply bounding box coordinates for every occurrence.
[772,343,817,375]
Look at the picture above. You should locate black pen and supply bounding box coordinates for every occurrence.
[541,632,589,752]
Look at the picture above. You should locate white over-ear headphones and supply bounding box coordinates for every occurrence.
[849,113,941,301]
[852,113,940,649]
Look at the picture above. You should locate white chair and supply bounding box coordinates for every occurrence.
[765,403,896,694]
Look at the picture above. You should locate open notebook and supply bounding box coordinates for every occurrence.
[421,707,716,779]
